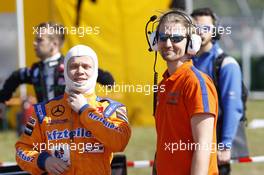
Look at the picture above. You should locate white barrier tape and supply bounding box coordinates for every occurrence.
[127,156,264,168]
[249,119,264,129]
[0,162,17,166]
[252,156,264,163]
[2,156,264,169]
[230,156,264,163]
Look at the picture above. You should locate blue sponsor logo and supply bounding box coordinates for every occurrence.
[17,149,34,162]
[88,113,116,129]
[46,128,93,141]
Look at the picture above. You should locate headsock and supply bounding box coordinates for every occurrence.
[64,44,98,94]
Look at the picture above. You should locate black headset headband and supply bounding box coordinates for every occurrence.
[155,10,195,52]
[157,10,194,32]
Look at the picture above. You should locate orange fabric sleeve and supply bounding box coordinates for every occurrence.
[184,75,218,118]
[80,106,131,152]
[15,112,47,174]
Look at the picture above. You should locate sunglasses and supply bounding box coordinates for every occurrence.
[158,33,186,43]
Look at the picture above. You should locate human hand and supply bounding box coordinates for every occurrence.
[217,149,231,165]
[67,93,88,113]
[45,156,69,175]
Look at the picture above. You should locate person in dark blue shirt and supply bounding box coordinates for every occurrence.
[0,22,115,103]
[0,22,115,132]
[191,8,243,175]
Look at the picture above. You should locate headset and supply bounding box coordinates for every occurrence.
[145,10,202,116]
[145,10,202,55]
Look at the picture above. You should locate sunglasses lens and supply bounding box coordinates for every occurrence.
[159,35,169,42]
[159,33,185,43]
[170,36,185,43]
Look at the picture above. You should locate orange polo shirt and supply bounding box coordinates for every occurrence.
[155,60,218,175]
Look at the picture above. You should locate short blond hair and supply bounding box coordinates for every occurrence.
[157,9,195,36]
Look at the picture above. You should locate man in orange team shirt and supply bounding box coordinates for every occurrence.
[152,10,219,175]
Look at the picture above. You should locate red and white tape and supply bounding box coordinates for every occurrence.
[230,156,264,164]
[127,156,264,168]
[1,156,264,168]
[127,160,154,168]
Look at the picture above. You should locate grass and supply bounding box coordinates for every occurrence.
[0,130,17,162]
[0,100,264,175]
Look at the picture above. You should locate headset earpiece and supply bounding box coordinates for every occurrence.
[187,34,201,55]
[146,10,202,54]
[149,31,158,51]
[145,15,158,52]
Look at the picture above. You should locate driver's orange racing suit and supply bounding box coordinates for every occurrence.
[15,93,131,175]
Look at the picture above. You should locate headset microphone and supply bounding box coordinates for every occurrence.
[146,10,202,116]
[144,15,159,115]
[150,15,157,22]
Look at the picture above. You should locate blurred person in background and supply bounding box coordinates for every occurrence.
[0,22,115,131]
[0,22,115,103]
[191,8,246,175]
[16,96,36,136]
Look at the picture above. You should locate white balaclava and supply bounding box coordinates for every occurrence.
[64,45,98,94]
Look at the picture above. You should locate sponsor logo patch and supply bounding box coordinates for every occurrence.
[51,144,70,163]
[46,128,93,141]
[17,149,34,162]
[51,105,65,116]
[88,113,117,129]
[167,91,181,105]
[47,118,68,125]
[27,117,36,127]
[96,106,104,114]
[24,124,34,136]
